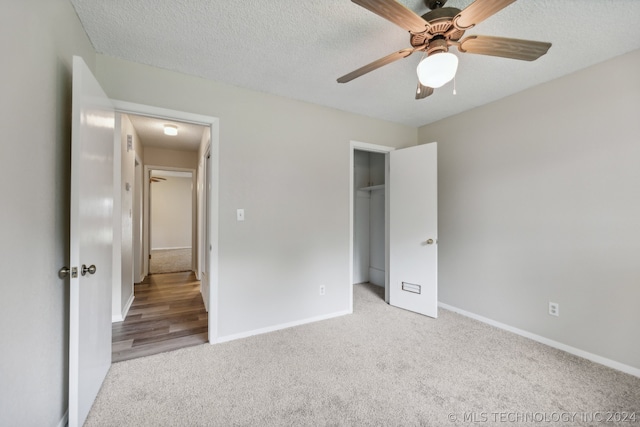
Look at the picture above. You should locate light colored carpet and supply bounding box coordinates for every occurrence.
[149,248,192,274]
[86,284,639,426]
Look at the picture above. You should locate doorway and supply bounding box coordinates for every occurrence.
[349,141,394,311]
[111,100,220,348]
[349,141,439,318]
[148,168,195,274]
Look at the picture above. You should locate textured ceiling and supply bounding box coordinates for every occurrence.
[128,114,205,151]
[72,0,640,127]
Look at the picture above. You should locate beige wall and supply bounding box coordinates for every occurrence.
[0,0,96,425]
[151,176,193,250]
[96,55,417,338]
[418,49,640,370]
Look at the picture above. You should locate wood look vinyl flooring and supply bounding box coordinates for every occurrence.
[112,271,208,363]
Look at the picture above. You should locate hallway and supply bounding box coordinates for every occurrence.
[112,271,208,362]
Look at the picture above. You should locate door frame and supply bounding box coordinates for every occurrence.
[111,100,220,344]
[197,146,213,314]
[133,154,144,283]
[349,140,395,312]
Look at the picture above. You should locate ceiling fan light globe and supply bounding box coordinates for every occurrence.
[417,52,458,88]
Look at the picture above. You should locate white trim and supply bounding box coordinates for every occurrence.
[439,302,640,378]
[349,141,395,314]
[151,246,192,251]
[133,152,144,285]
[204,144,220,343]
[111,293,134,323]
[112,100,216,126]
[145,165,197,276]
[350,140,398,154]
[57,411,68,427]
[214,310,351,344]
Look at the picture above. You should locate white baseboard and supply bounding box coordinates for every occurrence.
[151,246,192,251]
[122,293,135,319]
[57,410,68,427]
[112,294,135,323]
[214,309,351,344]
[439,302,640,378]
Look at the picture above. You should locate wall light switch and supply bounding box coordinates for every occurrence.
[237,209,245,221]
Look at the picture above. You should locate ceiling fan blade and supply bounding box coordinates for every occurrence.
[352,0,430,34]
[337,48,418,83]
[453,0,516,30]
[458,35,551,61]
[415,82,434,100]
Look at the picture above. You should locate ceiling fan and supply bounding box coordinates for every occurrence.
[337,0,551,99]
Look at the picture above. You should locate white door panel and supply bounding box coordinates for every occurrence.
[389,143,438,317]
[69,56,114,427]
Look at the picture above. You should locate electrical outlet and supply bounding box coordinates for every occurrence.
[319,285,325,296]
[549,302,559,317]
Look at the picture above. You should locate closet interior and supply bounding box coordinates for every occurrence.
[353,150,386,288]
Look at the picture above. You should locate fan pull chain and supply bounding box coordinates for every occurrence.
[416,51,427,97]
[453,76,457,95]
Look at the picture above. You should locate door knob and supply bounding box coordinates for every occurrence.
[81,264,97,276]
[58,267,70,279]
[426,239,435,245]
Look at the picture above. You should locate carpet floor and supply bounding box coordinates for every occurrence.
[86,283,639,426]
[149,248,192,274]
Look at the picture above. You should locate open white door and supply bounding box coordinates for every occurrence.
[389,143,438,317]
[69,56,114,427]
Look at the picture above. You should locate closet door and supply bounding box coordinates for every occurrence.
[389,143,438,317]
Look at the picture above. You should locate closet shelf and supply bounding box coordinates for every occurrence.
[358,184,385,191]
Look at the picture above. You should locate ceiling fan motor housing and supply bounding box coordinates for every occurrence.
[425,0,447,10]
[426,38,448,55]
[411,7,464,47]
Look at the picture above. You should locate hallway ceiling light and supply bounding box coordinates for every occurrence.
[164,124,178,136]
